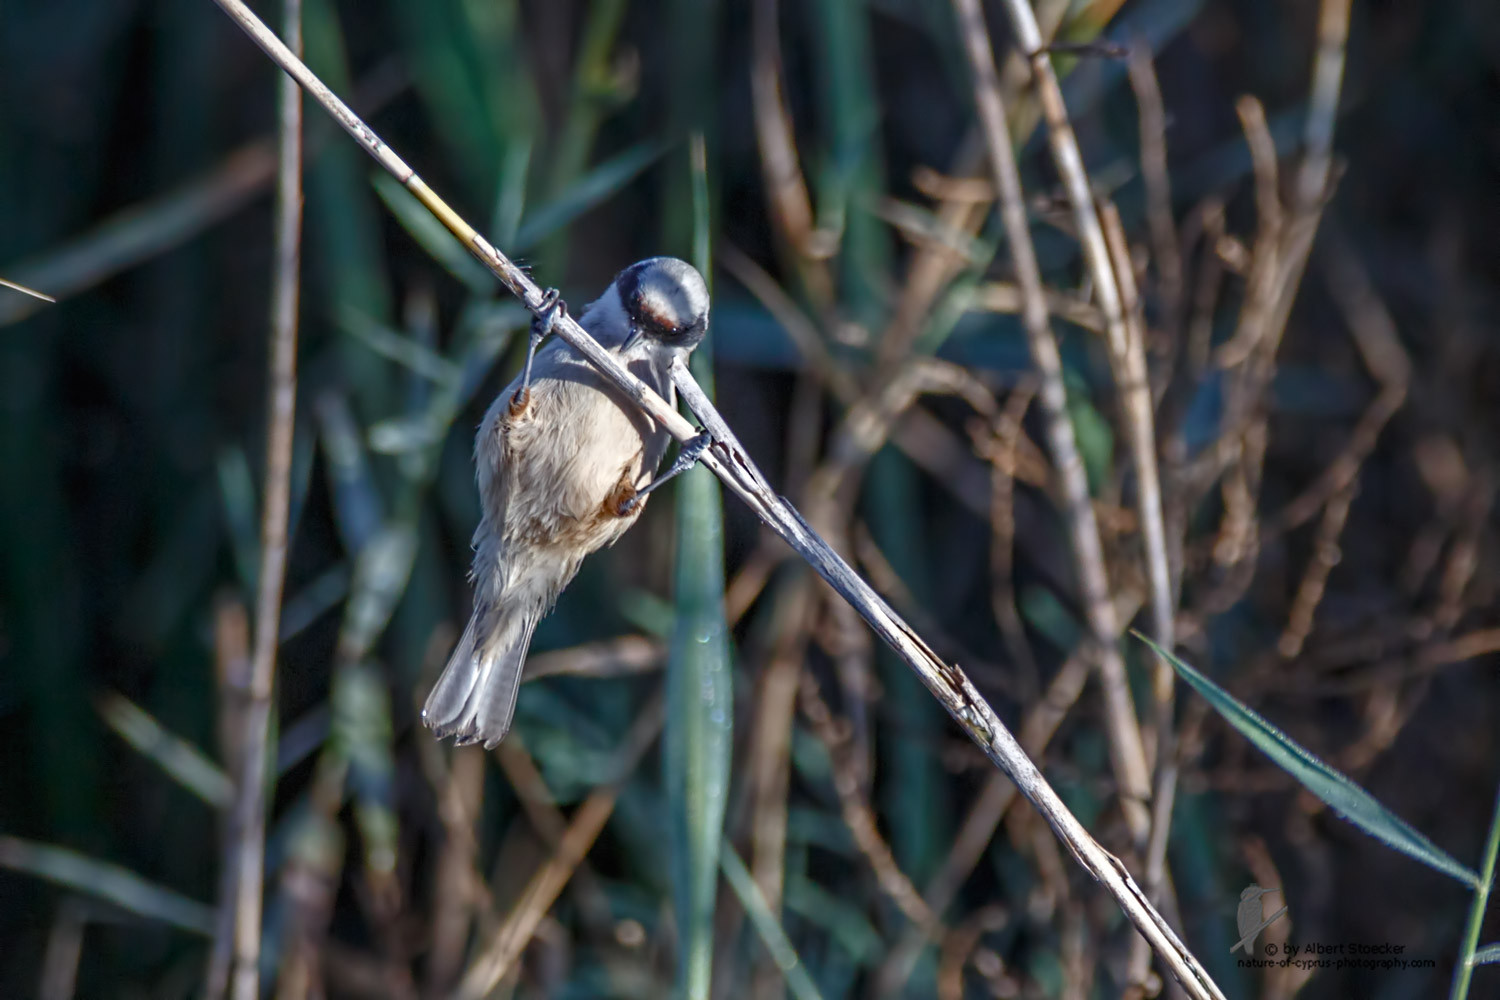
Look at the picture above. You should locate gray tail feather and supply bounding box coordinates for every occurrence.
[422,606,539,749]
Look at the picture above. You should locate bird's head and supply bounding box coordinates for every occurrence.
[613,256,709,352]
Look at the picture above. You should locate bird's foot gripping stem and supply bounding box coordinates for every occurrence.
[617,431,715,515]
[510,288,566,416]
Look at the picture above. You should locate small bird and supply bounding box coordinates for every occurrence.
[423,257,713,748]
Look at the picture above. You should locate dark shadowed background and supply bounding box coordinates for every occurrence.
[1,0,1497,997]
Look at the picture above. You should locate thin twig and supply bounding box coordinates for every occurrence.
[225,2,302,995]
[1126,43,1182,343]
[1211,96,1282,371]
[719,241,852,398]
[208,5,1222,993]
[799,672,934,927]
[1276,238,1410,658]
[1274,231,1411,533]
[1181,200,1226,388]
[495,738,617,936]
[876,136,992,366]
[747,574,815,976]
[424,743,485,998]
[1431,475,1492,631]
[985,380,1041,695]
[750,0,832,304]
[1100,201,1184,987]
[1205,0,1354,478]
[1296,0,1353,217]
[0,275,56,303]
[969,282,1105,333]
[875,650,1093,996]
[453,698,665,999]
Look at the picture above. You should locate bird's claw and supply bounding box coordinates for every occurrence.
[532,287,565,339]
[630,431,716,505]
[674,431,715,469]
[511,288,566,416]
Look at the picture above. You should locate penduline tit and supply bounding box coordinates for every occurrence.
[423,257,714,748]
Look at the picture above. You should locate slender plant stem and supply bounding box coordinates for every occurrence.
[1450,784,1500,1000]
[948,1,1216,996]
[1126,45,1182,344]
[986,3,1185,985]
[972,0,1158,839]
[207,2,1223,994]
[721,846,826,1000]
[221,2,302,997]
[1101,201,1187,983]
[1008,19,1177,644]
[0,276,55,303]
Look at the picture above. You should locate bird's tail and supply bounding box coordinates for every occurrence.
[422,603,540,749]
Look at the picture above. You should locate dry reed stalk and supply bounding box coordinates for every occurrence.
[222,3,302,995]
[962,0,1158,847]
[949,0,1218,995]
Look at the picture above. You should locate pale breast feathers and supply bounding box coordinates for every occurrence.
[478,338,669,555]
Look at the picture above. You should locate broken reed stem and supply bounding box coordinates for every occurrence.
[209,2,1221,995]
[222,2,302,998]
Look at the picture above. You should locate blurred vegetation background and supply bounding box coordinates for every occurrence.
[1,0,1497,997]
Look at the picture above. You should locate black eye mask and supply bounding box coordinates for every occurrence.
[616,260,708,347]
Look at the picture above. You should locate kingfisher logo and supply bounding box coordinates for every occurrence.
[1230,884,1287,955]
